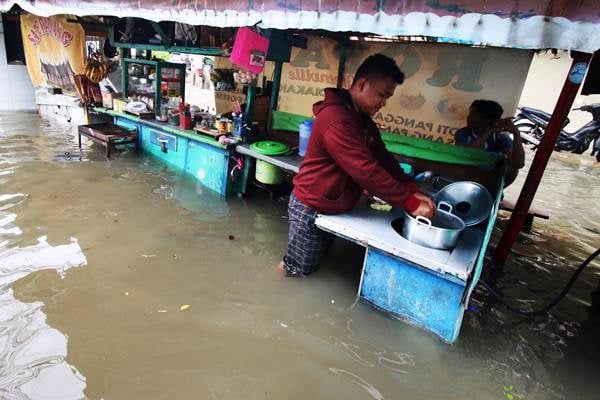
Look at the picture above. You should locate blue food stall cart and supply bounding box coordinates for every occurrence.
[311,135,505,343]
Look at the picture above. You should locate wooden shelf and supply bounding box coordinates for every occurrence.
[194,126,222,138]
[113,41,228,57]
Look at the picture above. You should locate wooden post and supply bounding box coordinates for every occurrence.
[268,60,283,131]
[245,84,256,124]
[493,51,593,266]
[336,42,347,89]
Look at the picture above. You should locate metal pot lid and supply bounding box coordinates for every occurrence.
[250,140,290,156]
[434,181,492,226]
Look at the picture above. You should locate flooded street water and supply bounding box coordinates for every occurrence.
[0,112,598,400]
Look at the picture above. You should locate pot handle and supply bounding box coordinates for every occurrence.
[437,201,453,213]
[415,216,432,227]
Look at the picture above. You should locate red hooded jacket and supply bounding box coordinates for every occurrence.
[293,89,420,214]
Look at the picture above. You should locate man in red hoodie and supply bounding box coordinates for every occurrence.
[281,54,435,277]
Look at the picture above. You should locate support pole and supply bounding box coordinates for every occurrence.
[336,42,347,89]
[493,51,592,265]
[245,84,256,125]
[268,60,283,131]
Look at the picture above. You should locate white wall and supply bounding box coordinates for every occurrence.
[518,51,600,130]
[0,15,36,111]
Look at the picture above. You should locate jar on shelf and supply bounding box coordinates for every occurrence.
[158,104,169,122]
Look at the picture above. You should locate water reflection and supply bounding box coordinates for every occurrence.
[0,289,87,399]
[1,121,89,399]
[0,235,88,399]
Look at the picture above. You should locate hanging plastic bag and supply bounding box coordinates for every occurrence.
[229,27,269,74]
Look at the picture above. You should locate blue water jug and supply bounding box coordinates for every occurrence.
[298,120,314,157]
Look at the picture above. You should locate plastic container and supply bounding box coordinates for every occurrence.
[113,99,126,113]
[180,111,192,130]
[232,113,243,137]
[255,159,284,185]
[168,113,180,126]
[250,141,290,185]
[298,120,314,157]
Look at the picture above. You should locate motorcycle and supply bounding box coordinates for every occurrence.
[514,103,600,161]
[593,133,600,161]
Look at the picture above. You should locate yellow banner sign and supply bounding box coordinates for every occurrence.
[278,37,533,144]
[20,14,85,95]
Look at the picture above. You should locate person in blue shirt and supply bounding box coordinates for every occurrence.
[455,100,525,187]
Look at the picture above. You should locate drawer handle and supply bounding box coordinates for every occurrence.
[157,138,168,153]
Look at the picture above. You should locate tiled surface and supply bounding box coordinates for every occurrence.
[0,31,6,63]
[0,19,36,111]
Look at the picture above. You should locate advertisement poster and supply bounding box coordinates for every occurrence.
[278,37,533,144]
[20,15,85,95]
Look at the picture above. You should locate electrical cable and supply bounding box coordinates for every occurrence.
[479,248,600,316]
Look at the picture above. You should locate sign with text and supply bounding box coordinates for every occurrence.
[20,15,85,95]
[278,37,533,143]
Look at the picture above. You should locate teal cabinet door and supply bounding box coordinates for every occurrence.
[141,126,188,170]
[186,140,228,196]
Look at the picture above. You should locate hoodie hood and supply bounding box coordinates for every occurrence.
[313,88,353,117]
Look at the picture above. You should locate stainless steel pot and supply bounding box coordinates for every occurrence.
[402,202,466,250]
[434,181,492,226]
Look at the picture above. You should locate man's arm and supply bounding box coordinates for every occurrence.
[509,127,525,170]
[323,120,421,212]
[372,133,418,189]
[455,128,492,149]
[495,119,525,169]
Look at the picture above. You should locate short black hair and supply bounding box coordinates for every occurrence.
[471,100,503,123]
[352,54,405,86]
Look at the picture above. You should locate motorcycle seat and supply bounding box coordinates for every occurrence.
[521,106,552,120]
[519,106,570,126]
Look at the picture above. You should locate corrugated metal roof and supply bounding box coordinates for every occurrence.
[2,0,599,52]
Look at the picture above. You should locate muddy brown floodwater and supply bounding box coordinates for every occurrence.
[0,112,599,399]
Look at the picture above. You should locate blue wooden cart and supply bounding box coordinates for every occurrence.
[315,192,501,343]
[311,137,505,344]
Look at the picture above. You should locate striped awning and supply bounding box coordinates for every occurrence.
[2,1,599,53]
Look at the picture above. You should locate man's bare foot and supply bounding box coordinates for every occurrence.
[275,261,286,278]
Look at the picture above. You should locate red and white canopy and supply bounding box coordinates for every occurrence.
[1,0,599,53]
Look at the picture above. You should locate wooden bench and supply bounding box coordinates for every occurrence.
[499,199,549,230]
[78,123,138,159]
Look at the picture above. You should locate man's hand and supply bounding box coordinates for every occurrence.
[410,192,436,219]
[492,117,525,170]
[492,118,519,135]
[459,127,493,149]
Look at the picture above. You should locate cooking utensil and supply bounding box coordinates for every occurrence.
[434,181,492,227]
[414,170,434,182]
[402,202,465,250]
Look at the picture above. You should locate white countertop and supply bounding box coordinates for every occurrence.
[315,200,483,281]
[236,144,303,174]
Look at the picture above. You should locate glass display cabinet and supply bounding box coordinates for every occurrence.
[122,58,186,116]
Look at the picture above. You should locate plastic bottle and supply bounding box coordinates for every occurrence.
[232,113,243,137]
[298,120,314,157]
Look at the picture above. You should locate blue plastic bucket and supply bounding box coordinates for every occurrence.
[298,120,314,157]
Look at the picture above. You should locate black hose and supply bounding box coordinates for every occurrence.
[479,248,600,317]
